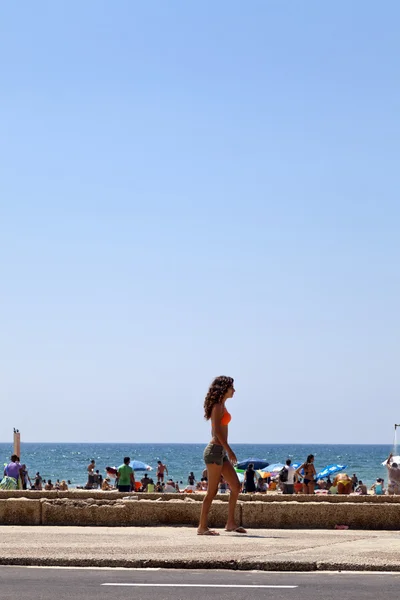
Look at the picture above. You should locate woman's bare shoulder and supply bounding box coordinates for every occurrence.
[211,403,224,416]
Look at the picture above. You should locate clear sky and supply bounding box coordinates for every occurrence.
[1,1,399,445]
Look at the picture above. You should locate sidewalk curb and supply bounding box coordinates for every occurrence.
[0,557,399,572]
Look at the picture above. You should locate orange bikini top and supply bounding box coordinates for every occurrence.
[221,408,231,426]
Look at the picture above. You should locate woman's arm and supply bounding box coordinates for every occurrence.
[295,464,305,478]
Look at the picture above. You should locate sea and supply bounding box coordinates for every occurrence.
[0,443,395,488]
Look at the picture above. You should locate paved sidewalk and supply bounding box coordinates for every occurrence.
[1,526,400,571]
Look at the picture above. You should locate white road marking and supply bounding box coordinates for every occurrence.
[102,583,298,588]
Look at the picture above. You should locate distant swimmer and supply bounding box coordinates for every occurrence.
[197,376,246,536]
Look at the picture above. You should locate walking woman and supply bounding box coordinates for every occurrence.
[197,376,246,535]
[296,454,316,495]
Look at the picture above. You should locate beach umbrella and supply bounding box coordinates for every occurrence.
[259,462,301,478]
[315,464,347,481]
[260,462,285,474]
[130,460,152,471]
[236,458,269,470]
[382,456,400,466]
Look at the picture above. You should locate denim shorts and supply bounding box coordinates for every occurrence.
[203,443,229,466]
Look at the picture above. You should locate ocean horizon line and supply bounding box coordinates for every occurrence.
[0,441,394,446]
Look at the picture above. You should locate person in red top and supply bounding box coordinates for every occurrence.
[197,376,245,536]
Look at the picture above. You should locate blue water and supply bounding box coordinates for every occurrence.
[0,443,394,487]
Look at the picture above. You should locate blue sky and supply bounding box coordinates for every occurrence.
[1,1,399,444]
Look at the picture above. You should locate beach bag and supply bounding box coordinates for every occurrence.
[0,476,18,490]
[279,467,288,483]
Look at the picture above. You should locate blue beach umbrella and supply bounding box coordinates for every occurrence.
[315,464,347,481]
[236,458,269,470]
[130,460,152,472]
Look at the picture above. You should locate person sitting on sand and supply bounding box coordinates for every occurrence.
[200,478,208,491]
[44,479,54,491]
[164,478,177,493]
[355,480,368,495]
[370,478,385,495]
[59,480,68,491]
[141,474,150,492]
[102,477,111,491]
[268,479,277,491]
[256,477,267,493]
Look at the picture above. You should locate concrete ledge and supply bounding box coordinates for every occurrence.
[41,499,241,527]
[3,490,400,503]
[1,496,400,530]
[0,499,41,525]
[242,501,400,529]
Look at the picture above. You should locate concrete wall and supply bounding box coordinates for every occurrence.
[242,501,400,530]
[1,496,400,529]
[41,498,240,527]
[0,499,41,525]
[3,490,400,503]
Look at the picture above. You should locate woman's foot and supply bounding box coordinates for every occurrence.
[197,528,220,536]
[225,525,247,533]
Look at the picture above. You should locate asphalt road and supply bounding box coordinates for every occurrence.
[1,567,400,600]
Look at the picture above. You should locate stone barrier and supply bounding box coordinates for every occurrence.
[3,490,400,503]
[0,499,41,525]
[41,498,240,527]
[1,496,400,529]
[242,501,400,529]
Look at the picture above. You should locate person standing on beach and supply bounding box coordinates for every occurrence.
[117,457,135,493]
[197,375,246,536]
[0,455,22,490]
[156,461,168,482]
[282,459,296,495]
[386,452,400,495]
[244,463,257,493]
[296,454,316,495]
[87,459,95,488]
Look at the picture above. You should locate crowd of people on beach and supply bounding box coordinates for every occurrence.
[0,454,72,491]
[1,451,400,498]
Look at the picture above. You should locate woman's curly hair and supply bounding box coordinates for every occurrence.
[204,376,234,420]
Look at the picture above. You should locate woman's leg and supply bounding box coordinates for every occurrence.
[222,460,246,533]
[302,483,308,494]
[308,482,315,495]
[197,463,222,535]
